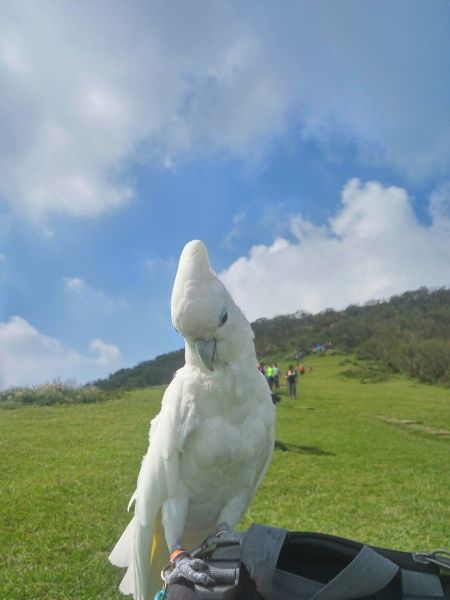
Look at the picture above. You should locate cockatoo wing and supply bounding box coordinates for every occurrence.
[109,370,197,600]
[248,373,276,497]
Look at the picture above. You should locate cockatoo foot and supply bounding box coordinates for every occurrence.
[165,552,215,588]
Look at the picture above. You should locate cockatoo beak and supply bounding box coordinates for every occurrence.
[195,338,216,371]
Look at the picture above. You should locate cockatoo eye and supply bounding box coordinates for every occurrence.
[219,308,228,326]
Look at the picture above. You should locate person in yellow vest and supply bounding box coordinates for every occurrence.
[266,365,274,390]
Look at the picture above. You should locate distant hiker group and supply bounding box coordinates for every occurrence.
[311,341,332,354]
[257,363,280,390]
[257,361,306,399]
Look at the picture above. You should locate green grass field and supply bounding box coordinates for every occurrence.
[1,354,449,599]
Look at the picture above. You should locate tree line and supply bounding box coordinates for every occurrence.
[253,287,450,386]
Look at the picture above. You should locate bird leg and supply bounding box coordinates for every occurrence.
[214,493,249,543]
[165,543,215,588]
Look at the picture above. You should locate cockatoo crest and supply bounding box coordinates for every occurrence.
[171,240,253,370]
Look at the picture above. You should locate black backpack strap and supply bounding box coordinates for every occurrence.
[241,523,289,599]
[272,568,323,600]
[310,545,398,599]
[242,525,399,599]
[401,568,445,598]
[241,525,448,600]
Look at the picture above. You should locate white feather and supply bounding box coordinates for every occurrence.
[110,240,275,599]
[109,517,135,567]
[119,564,135,596]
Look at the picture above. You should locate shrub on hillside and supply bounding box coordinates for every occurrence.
[0,380,111,408]
[340,360,390,384]
[401,339,450,386]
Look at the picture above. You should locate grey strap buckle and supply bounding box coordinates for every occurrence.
[413,550,450,570]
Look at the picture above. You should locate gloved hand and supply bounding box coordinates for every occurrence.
[165,552,215,587]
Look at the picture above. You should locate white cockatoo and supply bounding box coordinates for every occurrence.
[109,240,275,600]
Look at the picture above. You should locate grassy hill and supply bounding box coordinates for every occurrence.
[1,354,449,599]
[93,349,184,391]
[94,287,450,390]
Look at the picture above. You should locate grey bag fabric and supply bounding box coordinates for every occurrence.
[240,524,447,600]
[170,524,449,600]
[241,525,399,600]
[401,569,446,597]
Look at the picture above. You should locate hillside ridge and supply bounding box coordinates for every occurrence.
[93,287,450,390]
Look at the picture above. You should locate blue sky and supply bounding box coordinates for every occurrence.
[1,0,449,388]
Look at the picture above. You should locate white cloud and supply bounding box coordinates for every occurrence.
[0,2,448,220]
[0,316,121,388]
[144,257,176,272]
[220,179,450,321]
[429,182,450,232]
[63,276,127,312]
[89,338,121,368]
[223,210,247,248]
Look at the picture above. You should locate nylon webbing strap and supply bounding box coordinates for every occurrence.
[241,526,446,600]
[272,568,323,600]
[311,545,399,600]
[241,524,288,599]
[401,568,445,598]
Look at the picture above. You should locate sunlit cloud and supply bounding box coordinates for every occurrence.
[221,179,450,321]
[0,3,448,221]
[0,316,121,388]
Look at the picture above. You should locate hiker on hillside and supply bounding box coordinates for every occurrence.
[286,365,297,398]
[266,364,275,390]
[273,363,280,388]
